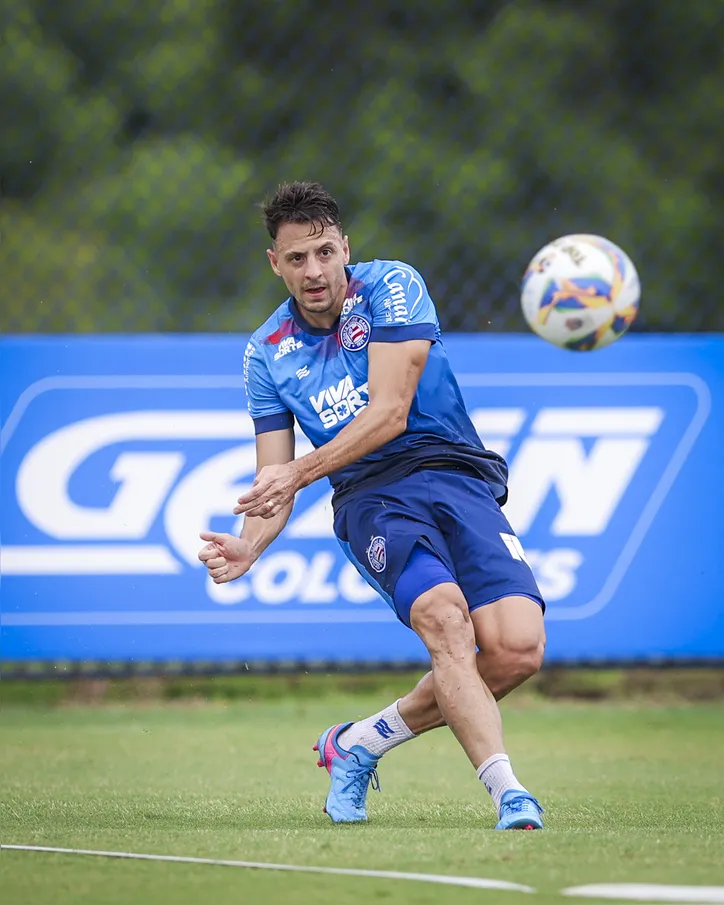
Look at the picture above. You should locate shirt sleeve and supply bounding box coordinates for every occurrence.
[243,339,294,435]
[368,262,439,343]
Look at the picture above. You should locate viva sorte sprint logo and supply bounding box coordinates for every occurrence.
[274,337,303,360]
[309,375,369,429]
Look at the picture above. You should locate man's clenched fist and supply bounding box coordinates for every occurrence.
[197,532,257,584]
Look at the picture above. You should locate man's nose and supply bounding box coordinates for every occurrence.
[304,258,323,281]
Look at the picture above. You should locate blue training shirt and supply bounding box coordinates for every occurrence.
[243,259,508,513]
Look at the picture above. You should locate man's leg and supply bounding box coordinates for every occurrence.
[331,594,545,828]
[406,582,543,829]
[338,595,544,744]
[315,471,544,825]
[316,576,504,824]
[407,581,505,768]
[398,594,545,734]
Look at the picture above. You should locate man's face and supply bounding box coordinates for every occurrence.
[267,221,350,322]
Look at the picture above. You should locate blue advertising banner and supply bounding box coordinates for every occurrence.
[1,335,722,664]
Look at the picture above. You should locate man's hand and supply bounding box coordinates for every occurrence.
[197,532,257,583]
[233,462,302,519]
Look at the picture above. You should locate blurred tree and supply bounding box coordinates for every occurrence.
[1,0,722,333]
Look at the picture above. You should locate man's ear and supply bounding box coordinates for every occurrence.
[267,248,281,276]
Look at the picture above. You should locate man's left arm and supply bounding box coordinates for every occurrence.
[234,339,430,518]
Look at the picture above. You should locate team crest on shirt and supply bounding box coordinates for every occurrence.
[340,314,370,352]
[367,536,386,573]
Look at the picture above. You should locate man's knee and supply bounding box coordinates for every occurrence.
[409,583,472,654]
[471,596,545,685]
[506,639,545,680]
[479,635,545,683]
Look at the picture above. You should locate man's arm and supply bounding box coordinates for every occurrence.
[198,427,295,583]
[234,339,430,518]
[240,428,296,554]
[294,339,430,486]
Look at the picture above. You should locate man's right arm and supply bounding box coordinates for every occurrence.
[240,428,296,559]
[198,427,296,584]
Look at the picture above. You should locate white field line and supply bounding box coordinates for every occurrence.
[562,883,724,903]
[0,844,535,894]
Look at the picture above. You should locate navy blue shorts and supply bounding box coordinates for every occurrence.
[335,468,545,628]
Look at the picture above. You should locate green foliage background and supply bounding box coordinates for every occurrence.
[2,0,723,333]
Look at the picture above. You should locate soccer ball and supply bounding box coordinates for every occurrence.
[521,234,640,351]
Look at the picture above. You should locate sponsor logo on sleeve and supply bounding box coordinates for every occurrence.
[381,267,424,324]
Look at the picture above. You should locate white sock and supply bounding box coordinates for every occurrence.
[476,754,529,811]
[337,700,416,757]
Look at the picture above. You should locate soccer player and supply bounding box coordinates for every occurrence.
[198,182,546,830]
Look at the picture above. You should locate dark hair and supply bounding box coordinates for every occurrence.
[262,181,342,240]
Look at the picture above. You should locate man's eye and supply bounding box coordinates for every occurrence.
[320,248,332,257]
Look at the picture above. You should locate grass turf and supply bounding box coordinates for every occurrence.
[2,694,723,905]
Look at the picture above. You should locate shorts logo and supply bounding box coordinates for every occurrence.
[499,532,530,566]
[367,535,386,573]
[340,315,370,352]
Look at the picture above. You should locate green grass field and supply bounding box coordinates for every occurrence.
[2,691,723,905]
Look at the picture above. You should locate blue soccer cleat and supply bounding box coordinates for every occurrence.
[313,722,381,823]
[495,790,545,830]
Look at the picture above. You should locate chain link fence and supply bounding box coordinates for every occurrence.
[2,0,723,335]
